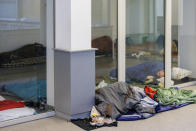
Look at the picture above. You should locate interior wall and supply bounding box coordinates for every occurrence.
[92,0,109,26]
[0,0,17,18]
[18,0,40,20]
[109,0,118,41]
[126,0,150,35]
[92,0,118,41]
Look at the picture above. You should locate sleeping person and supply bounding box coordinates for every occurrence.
[110,61,192,88]
[110,61,164,84]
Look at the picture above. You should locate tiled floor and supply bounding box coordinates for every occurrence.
[2,86,196,131]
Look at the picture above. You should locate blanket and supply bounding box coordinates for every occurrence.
[4,80,46,102]
[110,62,164,83]
[0,43,46,67]
[95,82,157,119]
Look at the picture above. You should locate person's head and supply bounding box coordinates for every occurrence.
[172,40,178,53]
[157,70,165,78]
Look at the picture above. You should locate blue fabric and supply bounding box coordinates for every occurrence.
[117,102,191,121]
[4,80,46,102]
[117,112,154,121]
[156,103,192,113]
[110,62,164,83]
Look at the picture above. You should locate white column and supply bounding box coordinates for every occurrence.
[46,0,55,106]
[54,0,94,120]
[165,0,172,88]
[118,0,126,82]
[55,0,92,51]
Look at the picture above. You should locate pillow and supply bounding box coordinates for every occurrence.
[172,67,192,80]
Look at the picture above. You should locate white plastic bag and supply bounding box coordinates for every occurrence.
[157,77,174,86]
[96,80,108,90]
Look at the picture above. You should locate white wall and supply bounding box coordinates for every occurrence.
[172,0,183,26]
[0,28,40,53]
[92,0,107,26]
[179,0,196,78]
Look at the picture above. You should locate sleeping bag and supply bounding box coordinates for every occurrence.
[0,43,46,67]
[110,62,164,83]
[4,80,46,102]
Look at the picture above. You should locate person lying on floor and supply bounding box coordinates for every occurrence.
[110,61,192,88]
[110,61,164,85]
[95,82,158,120]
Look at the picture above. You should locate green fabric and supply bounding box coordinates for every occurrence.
[157,88,196,105]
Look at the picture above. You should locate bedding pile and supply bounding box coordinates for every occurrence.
[90,82,195,126]
[0,80,47,122]
[0,97,36,122]
[2,80,46,102]
[0,43,46,68]
[95,82,157,119]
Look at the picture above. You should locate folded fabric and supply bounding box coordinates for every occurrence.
[110,62,164,83]
[95,82,157,119]
[0,107,36,122]
[0,100,25,111]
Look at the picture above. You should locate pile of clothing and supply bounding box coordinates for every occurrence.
[90,82,196,126]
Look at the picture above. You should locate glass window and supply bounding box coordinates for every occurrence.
[126,0,165,88]
[0,0,52,122]
[92,0,118,86]
[171,0,196,85]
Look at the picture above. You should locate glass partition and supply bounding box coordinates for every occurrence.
[0,0,52,122]
[92,0,118,86]
[171,0,196,85]
[126,0,165,88]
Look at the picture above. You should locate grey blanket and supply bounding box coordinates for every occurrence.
[95,82,157,119]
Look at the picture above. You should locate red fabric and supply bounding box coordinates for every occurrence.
[0,100,25,111]
[144,86,157,100]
